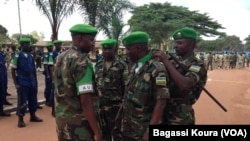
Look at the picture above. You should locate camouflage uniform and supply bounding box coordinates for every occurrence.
[164,53,207,125]
[54,46,97,141]
[95,56,128,141]
[121,51,170,140]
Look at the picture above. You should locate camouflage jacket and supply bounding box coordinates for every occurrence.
[165,52,207,125]
[122,54,170,139]
[95,56,128,109]
[53,46,96,140]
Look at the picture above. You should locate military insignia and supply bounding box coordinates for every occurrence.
[78,84,93,93]
[177,32,182,38]
[156,77,167,86]
[189,65,201,72]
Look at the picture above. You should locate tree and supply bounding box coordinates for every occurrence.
[34,0,75,41]
[78,0,134,42]
[197,40,222,52]
[97,0,135,41]
[0,24,12,43]
[127,2,225,51]
[11,33,38,44]
[30,31,45,41]
[216,35,243,52]
[78,0,99,26]
[0,24,8,35]
[244,35,250,51]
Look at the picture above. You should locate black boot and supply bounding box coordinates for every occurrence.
[37,105,43,109]
[18,116,26,128]
[30,112,43,122]
[51,106,55,117]
[0,107,11,117]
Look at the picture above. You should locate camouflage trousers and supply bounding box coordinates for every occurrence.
[164,106,195,125]
[99,106,121,141]
[56,118,94,141]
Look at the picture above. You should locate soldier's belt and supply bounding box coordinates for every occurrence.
[169,105,192,112]
[18,73,35,78]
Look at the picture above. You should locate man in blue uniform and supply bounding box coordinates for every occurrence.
[0,43,11,117]
[10,37,43,128]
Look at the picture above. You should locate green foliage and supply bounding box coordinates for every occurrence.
[0,24,12,43]
[244,35,250,51]
[11,33,38,44]
[78,0,135,43]
[127,2,225,50]
[30,31,45,41]
[78,0,99,26]
[217,35,243,51]
[0,24,8,35]
[197,35,243,52]
[197,40,222,52]
[34,0,75,41]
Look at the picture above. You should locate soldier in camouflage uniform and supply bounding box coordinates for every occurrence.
[154,28,207,125]
[120,31,170,140]
[95,39,128,141]
[53,24,102,141]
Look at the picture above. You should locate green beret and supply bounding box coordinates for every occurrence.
[45,42,54,48]
[101,39,117,48]
[53,40,63,44]
[69,24,97,36]
[172,28,197,40]
[122,31,149,47]
[19,37,31,43]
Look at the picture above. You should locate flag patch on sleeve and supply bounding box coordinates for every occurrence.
[189,65,201,72]
[156,77,167,86]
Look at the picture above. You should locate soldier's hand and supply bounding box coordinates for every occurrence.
[153,50,170,62]
[94,133,102,141]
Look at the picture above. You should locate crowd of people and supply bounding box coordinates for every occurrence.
[196,51,250,71]
[2,24,246,141]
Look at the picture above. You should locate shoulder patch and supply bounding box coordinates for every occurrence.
[152,61,166,72]
[156,77,167,86]
[189,65,201,72]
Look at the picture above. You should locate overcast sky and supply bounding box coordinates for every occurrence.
[0,0,250,41]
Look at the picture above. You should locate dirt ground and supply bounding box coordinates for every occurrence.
[0,67,250,141]
[194,68,250,124]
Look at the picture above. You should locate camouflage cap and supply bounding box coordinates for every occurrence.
[101,39,117,48]
[19,37,31,44]
[53,40,63,44]
[172,28,197,40]
[69,24,97,36]
[122,31,149,47]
